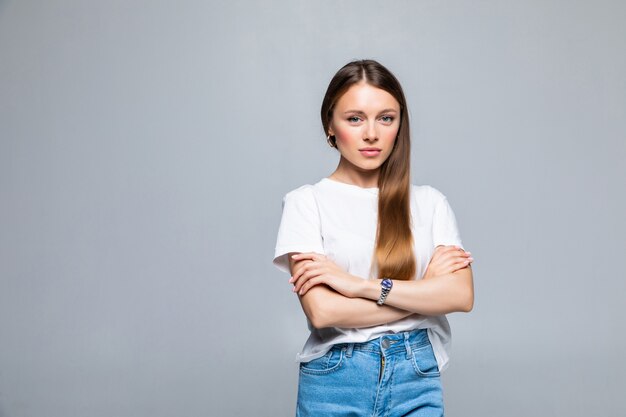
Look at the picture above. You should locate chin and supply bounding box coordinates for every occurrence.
[357,163,384,171]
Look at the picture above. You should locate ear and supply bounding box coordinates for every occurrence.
[327,123,335,137]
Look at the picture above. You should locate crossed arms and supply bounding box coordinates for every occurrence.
[286,246,474,329]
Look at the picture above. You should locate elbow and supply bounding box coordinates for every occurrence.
[459,289,474,313]
[312,297,344,328]
[309,308,330,329]
[304,297,331,329]
[453,266,474,313]
[448,282,473,313]
[452,270,474,313]
[310,302,344,329]
[307,303,325,329]
[310,315,327,329]
[459,298,474,313]
[300,286,339,329]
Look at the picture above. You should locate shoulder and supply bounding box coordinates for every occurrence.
[281,184,320,210]
[411,184,448,204]
[283,183,316,201]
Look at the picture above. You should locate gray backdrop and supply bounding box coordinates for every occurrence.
[1,1,624,416]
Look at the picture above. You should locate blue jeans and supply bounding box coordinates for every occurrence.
[296,329,444,417]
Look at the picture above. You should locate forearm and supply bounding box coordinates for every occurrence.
[299,285,414,329]
[358,267,474,315]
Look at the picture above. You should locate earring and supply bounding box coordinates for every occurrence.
[327,134,336,148]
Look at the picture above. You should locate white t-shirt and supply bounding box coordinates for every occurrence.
[272,177,465,372]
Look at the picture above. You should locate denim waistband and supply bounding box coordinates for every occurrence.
[331,328,430,360]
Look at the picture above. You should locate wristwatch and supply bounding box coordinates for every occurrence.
[377,278,393,305]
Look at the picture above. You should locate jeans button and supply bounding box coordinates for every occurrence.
[381,339,390,349]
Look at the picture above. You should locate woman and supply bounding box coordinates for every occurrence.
[272,59,474,417]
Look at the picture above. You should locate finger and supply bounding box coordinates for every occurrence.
[293,266,324,292]
[441,249,471,263]
[292,268,312,291]
[294,270,325,293]
[451,252,473,263]
[291,252,325,262]
[446,245,464,254]
[433,245,461,259]
[289,259,315,283]
[428,249,458,267]
[298,276,325,295]
[450,257,473,271]
[290,260,314,286]
[455,247,473,259]
[432,256,467,274]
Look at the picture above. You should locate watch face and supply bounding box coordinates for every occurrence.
[381,279,393,290]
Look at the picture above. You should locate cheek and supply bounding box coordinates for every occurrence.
[385,124,400,139]
[333,125,360,143]
[382,127,399,147]
[383,130,397,141]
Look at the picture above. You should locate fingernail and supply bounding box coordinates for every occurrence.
[288,277,293,283]
[468,257,474,262]
[291,254,298,258]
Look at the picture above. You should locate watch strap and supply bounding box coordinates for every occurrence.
[377,278,393,305]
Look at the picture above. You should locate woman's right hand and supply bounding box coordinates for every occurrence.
[422,245,473,280]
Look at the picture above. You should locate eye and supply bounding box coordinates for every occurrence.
[380,115,395,123]
[348,116,362,123]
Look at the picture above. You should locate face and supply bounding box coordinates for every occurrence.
[328,81,401,174]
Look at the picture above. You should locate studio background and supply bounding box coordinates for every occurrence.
[1,1,624,416]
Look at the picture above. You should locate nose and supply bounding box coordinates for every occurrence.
[363,121,378,141]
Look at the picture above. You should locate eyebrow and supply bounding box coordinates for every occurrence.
[342,108,399,115]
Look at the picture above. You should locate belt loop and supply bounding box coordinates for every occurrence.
[403,332,412,360]
[345,343,354,358]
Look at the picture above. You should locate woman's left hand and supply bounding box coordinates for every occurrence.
[288,252,364,298]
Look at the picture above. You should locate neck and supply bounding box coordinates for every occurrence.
[330,158,380,188]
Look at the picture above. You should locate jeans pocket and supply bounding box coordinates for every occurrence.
[411,343,441,377]
[299,348,344,375]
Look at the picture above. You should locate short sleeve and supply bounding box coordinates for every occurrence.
[430,187,464,250]
[272,186,325,274]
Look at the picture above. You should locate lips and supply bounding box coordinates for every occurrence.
[359,148,381,157]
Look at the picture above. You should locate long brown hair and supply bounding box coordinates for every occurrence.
[321,59,416,281]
